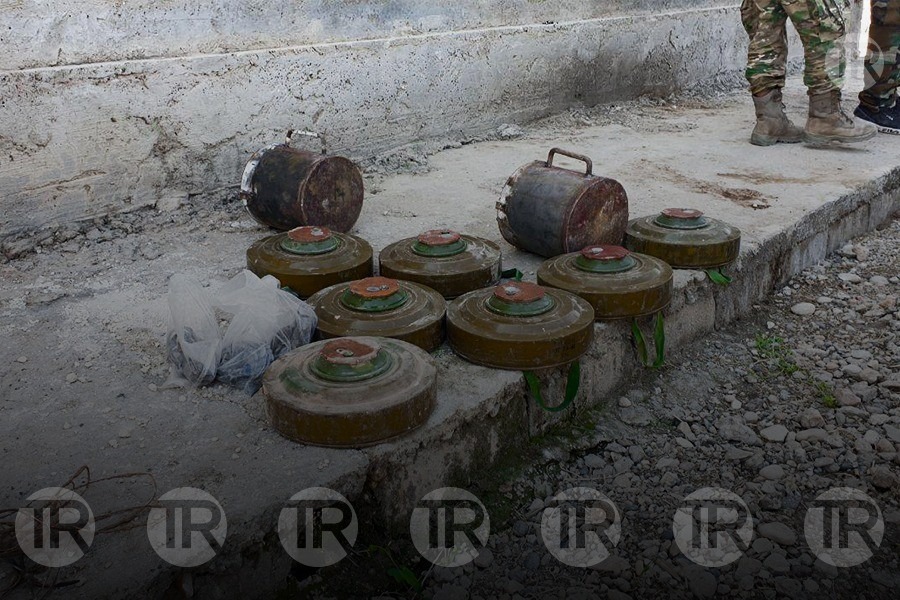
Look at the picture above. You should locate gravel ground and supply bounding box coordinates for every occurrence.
[306,218,900,600]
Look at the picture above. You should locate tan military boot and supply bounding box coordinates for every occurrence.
[750,89,804,146]
[805,91,877,144]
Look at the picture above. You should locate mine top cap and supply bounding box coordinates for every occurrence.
[418,229,462,247]
[349,277,401,299]
[580,245,630,261]
[288,226,333,242]
[661,208,704,220]
[319,339,380,366]
[493,281,546,303]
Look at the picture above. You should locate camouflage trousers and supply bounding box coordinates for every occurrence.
[860,0,900,108]
[741,0,847,95]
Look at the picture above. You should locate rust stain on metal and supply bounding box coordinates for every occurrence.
[349,277,400,299]
[288,225,333,243]
[418,229,461,246]
[319,339,380,365]
[242,140,364,232]
[661,208,703,220]
[493,281,545,303]
[497,147,629,257]
[581,244,629,261]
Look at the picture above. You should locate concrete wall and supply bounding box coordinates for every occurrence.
[0,1,748,239]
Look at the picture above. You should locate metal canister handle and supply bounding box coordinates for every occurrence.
[285,129,327,155]
[546,148,593,177]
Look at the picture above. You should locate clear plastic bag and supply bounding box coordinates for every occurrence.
[166,274,221,386]
[166,270,317,393]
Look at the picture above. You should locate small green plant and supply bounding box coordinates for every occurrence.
[754,334,799,376]
[815,381,838,409]
[367,545,422,593]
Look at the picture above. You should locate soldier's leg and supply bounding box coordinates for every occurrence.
[859,0,900,110]
[742,0,791,94]
[782,0,846,95]
[784,0,876,142]
[742,0,804,144]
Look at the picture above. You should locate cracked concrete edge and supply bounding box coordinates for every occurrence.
[359,168,900,530]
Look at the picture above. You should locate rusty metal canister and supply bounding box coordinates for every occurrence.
[497,148,629,258]
[246,226,373,298]
[263,337,436,448]
[538,245,673,320]
[447,281,594,370]
[624,208,741,268]
[379,230,502,299]
[306,276,446,352]
[240,130,364,232]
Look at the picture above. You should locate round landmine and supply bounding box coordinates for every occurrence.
[538,245,673,320]
[262,337,437,448]
[624,208,741,268]
[447,281,594,370]
[246,226,373,297]
[306,276,446,352]
[379,229,502,299]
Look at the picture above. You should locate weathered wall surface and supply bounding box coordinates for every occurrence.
[0,2,747,239]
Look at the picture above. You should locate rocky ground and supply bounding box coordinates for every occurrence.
[304,219,900,600]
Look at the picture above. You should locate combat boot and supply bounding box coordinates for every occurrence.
[750,89,804,146]
[805,91,877,144]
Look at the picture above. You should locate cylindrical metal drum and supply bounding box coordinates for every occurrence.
[246,226,373,298]
[624,208,741,268]
[447,281,594,370]
[240,131,364,232]
[307,277,446,352]
[497,148,629,258]
[379,230,502,299]
[263,337,436,448]
[538,245,673,320]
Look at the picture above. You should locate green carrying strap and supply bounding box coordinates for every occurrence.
[524,360,581,413]
[501,268,524,282]
[705,268,732,286]
[631,312,666,368]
